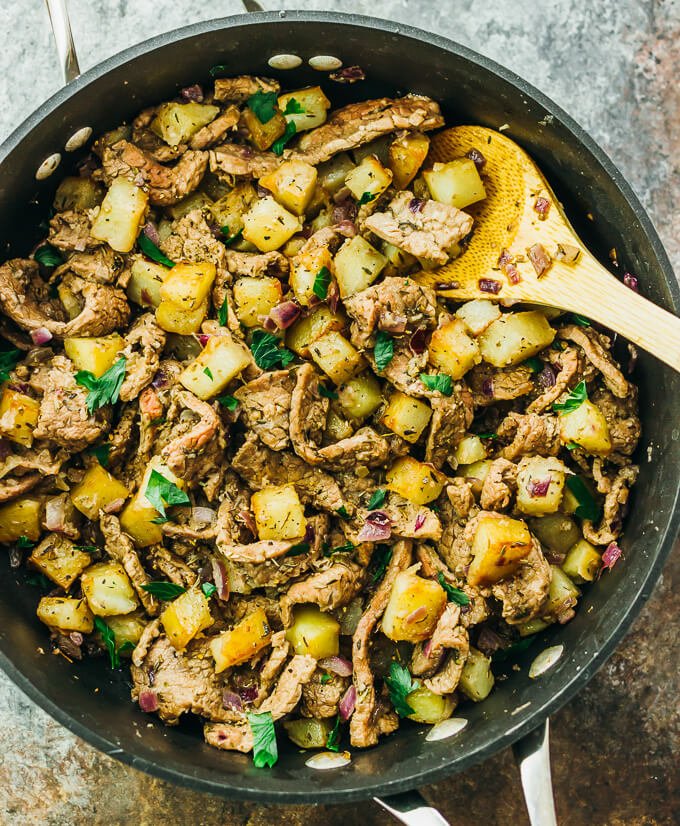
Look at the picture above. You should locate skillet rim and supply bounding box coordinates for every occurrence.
[0,9,678,804]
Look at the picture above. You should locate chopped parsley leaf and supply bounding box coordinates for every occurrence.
[326,715,341,752]
[373,330,394,371]
[358,191,376,206]
[271,121,297,156]
[221,226,243,247]
[328,541,355,556]
[318,383,338,400]
[250,329,295,370]
[312,266,332,301]
[141,581,186,600]
[247,90,279,124]
[73,544,98,553]
[201,582,217,598]
[218,293,229,327]
[384,662,418,717]
[370,545,392,582]
[217,394,239,411]
[247,711,278,768]
[286,542,310,557]
[283,98,304,115]
[320,673,332,685]
[203,367,214,381]
[571,313,591,327]
[437,572,470,605]
[95,616,121,669]
[336,506,350,520]
[75,357,127,414]
[565,475,602,522]
[34,244,63,268]
[0,349,22,383]
[420,373,453,396]
[144,469,190,520]
[138,232,175,268]
[367,488,387,510]
[552,380,587,414]
[523,356,543,373]
[87,443,111,468]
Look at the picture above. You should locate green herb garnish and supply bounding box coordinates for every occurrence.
[524,356,543,373]
[492,636,535,662]
[326,715,341,752]
[201,582,217,598]
[144,469,191,520]
[328,541,355,556]
[141,581,186,600]
[477,432,498,440]
[373,330,394,371]
[367,488,387,510]
[552,380,587,414]
[217,394,239,411]
[312,266,332,301]
[271,121,297,156]
[75,357,127,414]
[73,544,98,553]
[437,572,470,606]
[34,244,63,268]
[87,443,111,468]
[336,506,350,519]
[283,98,304,115]
[138,233,175,268]
[571,313,591,327]
[247,711,278,768]
[384,662,418,717]
[565,441,580,451]
[286,542,310,557]
[0,349,22,383]
[26,573,51,590]
[209,64,228,77]
[320,673,332,685]
[358,191,376,206]
[420,373,453,396]
[318,383,338,400]
[203,367,214,381]
[247,90,279,124]
[221,226,243,247]
[370,545,392,582]
[218,293,229,327]
[95,616,121,669]
[250,329,295,370]
[16,535,35,550]
[565,475,602,522]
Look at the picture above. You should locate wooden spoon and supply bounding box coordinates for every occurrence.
[418,125,680,372]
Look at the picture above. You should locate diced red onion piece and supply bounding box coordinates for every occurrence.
[143,221,161,246]
[414,513,427,532]
[405,606,427,624]
[238,685,259,704]
[481,377,494,397]
[197,334,211,347]
[268,301,301,331]
[138,690,159,713]
[30,327,53,346]
[304,523,316,543]
[262,316,278,333]
[318,656,353,677]
[475,627,506,655]
[497,249,512,268]
[537,365,556,388]
[45,496,67,532]
[409,328,428,355]
[544,550,566,565]
[528,243,552,277]
[151,368,171,388]
[330,65,366,83]
[505,263,521,284]
[409,198,425,214]
[434,280,460,290]
[237,509,257,537]
[327,280,340,314]
[528,478,551,497]
[478,278,502,294]
[222,690,243,711]
[192,507,215,527]
[466,148,487,171]
[180,83,204,102]
[211,558,230,600]
[623,272,639,292]
[600,542,622,573]
[357,510,392,542]
[534,196,551,219]
[334,219,357,237]
[332,197,358,223]
[338,684,357,721]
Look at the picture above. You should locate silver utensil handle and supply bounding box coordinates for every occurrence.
[513,719,558,826]
[374,791,450,825]
[44,0,81,84]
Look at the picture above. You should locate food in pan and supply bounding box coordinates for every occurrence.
[0,72,639,766]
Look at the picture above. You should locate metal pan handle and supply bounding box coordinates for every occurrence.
[374,790,450,825]
[513,719,558,826]
[44,0,81,84]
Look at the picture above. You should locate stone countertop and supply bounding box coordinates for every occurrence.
[0,0,678,823]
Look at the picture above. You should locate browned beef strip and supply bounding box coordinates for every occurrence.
[233,370,295,452]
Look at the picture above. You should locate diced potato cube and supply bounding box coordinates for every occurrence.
[53,176,105,212]
[388,132,430,190]
[57,282,82,319]
[529,514,581,555]
[324,408,355,441]
[286,305,346,358]
[562,539,601,583]
[91,178,148,253]
[81,561,138,616]
[105,612,147,652]
[559,399,612,456]
[428,318,481,379]
[382,241,417,275]
[381,392,432,443]
[334,236,387,298]
[28,534,92,590]
[37,597,94,633]
[179,333,252,399]
[0,387,40,447]
[516,457,566,516]
[467,512,533,586]
[210,607,272,672]
[209,182,258,233]
[542,565,580,620]
[161,588,213,651]
[0,497,43,543]
[63,334,125,379]
[424,158,487,210]
[407,686,456,724]
[382,567,447,642]
[278,86,331,132]
[233,276,283,327]
[386,456,446,505]
[70,464,130,521]
[240,106,287,151]
[317,152,356,195]
[260,160,318,216]
[119,459,182,547]
[290,245,333,307]
[151,101,220,146]
[452,435,487,467]
[251,484,305,540]
[127,257,169,309]
[479,311,555,367]
[166,190,214,221]
[242,196,301,252]
[309,331,364,385]
[156,297,209,335]
[455,299,502,335]
[285,604,340,659]
[338,373,383,421]
[459,647,494,701]
[159,262,216,312]
[284,717,334,748]
[456,459,492,496]
[344,155,393,202]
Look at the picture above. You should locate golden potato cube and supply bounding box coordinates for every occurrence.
[317,152,356,195]
[334,236,388,298]
[285,604,340,659]
[233,276,283,327]
[428,318,481,379]
[452,435,487,467]
[119,494,163,548]
[516,457,566,516]
[251,484,306,541]
[562,539,601,583]
[388,132,430,190]
[338,373,383,421]
[260,159,318,216]
[0,497,43,543]
[407,686,456,724]
[151,101,220,146]
[105,612,147,652]
[28,534,92,590]
[166,190,214,221]
[70,464,130,521]
[53,176,105,212]
[382,241,417,274]
[81,561,138,616]
[63,334,125,378]
[386,456,446,505]
[381,392,432,443]
[559,399,612,456]
[209,182,258,234]
[91,177,148,253]
[0,387,40,447]
[458,647,494,701]
[467,513,533,586]
[278,86,331,132]
[382,568,447,642]
[127,257,169,309]
[455,299,502,335]
[242,196,301,252]
[283,718,335,748]
[210,607,272,673]
[179,333,252,399]
[57,282,82,320]
[155,297,208,335]
[479,311,555,368]
[543,565,580,619]
[529,514,581,555]
[240,107,287,151]
[344,155,393,202]
[290,245,333,306]
[325,409,355,442]
[161,588,213,651]
[309,330,364,385]
[424,158,487,209]
[159,262,216,312]
[286,305,346,358]
[456,459,492,496]
[37,597,94,633]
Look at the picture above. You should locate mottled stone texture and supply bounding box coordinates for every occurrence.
[0,0,678,824]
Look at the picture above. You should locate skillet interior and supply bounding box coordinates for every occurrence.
[0,11,678,804]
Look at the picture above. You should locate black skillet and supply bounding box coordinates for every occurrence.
[0,4,678,824]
